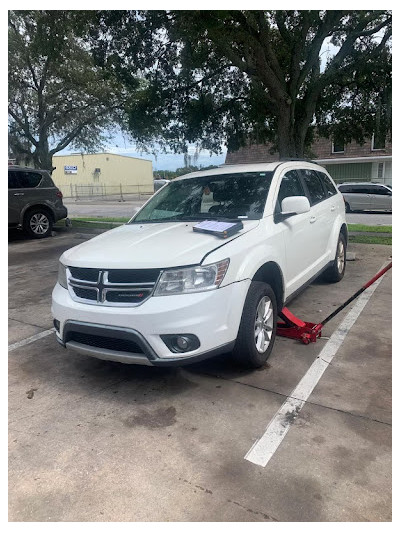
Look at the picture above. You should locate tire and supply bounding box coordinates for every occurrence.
[345,202,351,213]
[232,281,277,368]
[23,208,53,239]
[324,232,346,283]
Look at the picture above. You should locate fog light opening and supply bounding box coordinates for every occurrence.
[53,319,60,333]
[160,334,200,353]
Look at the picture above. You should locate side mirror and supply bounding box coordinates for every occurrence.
[275,196,310,223]
[281,196,311,215]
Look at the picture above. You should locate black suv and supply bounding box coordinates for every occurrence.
[8,166,68,238]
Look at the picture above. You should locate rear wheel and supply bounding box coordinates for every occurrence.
[324,232,346,283]
[232,281,277,368]
[23,208,53,238]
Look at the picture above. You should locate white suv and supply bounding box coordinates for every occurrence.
[52,162,347,368]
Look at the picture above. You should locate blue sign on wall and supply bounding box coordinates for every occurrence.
[64,165,77,174]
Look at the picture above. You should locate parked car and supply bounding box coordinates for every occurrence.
[153,179,169,192]
[8,166,68,238]
[52,161,347,369]
[338,182,392,213]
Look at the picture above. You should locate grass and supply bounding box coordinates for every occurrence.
[349,235,392,245]
[54,219,125,230]
[347,224,392,234]
[70,216,130,223]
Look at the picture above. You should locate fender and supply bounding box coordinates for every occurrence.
[19,201,56,226]
[327,215,348,261]
[205,223,287,296]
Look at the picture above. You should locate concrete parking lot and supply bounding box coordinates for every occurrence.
[8,227,392,522]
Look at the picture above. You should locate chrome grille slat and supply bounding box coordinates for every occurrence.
[69,277,98,286]
[66,267,161,307]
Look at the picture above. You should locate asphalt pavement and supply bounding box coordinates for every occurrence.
[8,227,392,521]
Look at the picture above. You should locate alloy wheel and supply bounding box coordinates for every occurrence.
[254,296,274,353]
[30,213,50,235]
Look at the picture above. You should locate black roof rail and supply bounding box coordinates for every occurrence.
[278,157,319,164]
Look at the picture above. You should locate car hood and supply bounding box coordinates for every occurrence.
[61,221,259,269]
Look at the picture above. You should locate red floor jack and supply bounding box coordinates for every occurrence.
[277,262,392,345]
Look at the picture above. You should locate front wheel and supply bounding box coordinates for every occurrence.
[324,233,346,283]
[232,282,277,368]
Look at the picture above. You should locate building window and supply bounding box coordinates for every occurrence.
[93,168,101,182]
[372,134,386,150]
[332,140,345,154]
[377,162,384,179]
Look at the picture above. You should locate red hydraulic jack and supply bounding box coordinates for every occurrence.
[277,261,392,345]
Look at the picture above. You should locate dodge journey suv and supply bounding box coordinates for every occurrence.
[52,161,347,368]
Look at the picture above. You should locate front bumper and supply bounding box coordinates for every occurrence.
[51,280,250,365]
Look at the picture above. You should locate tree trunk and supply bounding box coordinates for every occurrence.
[276,105,305,159]
[34,135,55,172]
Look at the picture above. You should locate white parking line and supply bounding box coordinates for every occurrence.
[8,328,55,352]
[245,268,388,467]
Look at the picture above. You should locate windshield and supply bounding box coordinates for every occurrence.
[131,172,274,223]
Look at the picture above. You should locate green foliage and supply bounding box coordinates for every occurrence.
[153,164,219,180]
[92,10,392,158]
[8,10,126,170]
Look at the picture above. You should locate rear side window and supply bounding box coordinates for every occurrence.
[17,171,43,188]
[300,169,326,205]
[318,172,337,197]
[338,185,353,193]
[352,186,371,194]
[277,170,306,210]
[370,185,391,196]
[8,171,21,189]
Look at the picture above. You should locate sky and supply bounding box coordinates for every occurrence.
[61,131,227,172]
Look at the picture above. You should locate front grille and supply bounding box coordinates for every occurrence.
[105,289,152,303]
[107,269,160,284]
[67,267,160,306]
[68,331,144,354]
[73,287,97,301]
[69,267,99,282]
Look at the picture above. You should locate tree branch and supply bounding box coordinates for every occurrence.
[8,107,38,147]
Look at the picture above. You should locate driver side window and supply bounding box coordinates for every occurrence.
[277,170,306,211]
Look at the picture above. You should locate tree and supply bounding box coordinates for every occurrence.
[154,164,219,180]
[93,10,391,158]
[8,10,126,171]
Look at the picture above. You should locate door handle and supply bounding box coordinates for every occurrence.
[13,193,24,196]
[310,216,317,223]
[330,206,336,211]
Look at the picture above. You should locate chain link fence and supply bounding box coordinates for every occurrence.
[61,183,154,201]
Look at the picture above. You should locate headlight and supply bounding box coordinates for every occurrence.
[154,259,229,296]
[58,262,68,289]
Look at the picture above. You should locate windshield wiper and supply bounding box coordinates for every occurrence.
[130,214,250,224]
[177,215,242,221]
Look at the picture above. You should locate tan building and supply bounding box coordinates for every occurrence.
[52,152,153,198]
